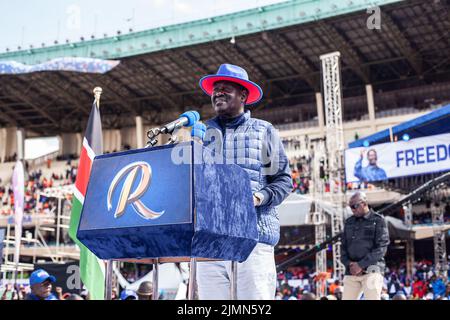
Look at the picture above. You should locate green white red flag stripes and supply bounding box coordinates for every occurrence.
[68,100,105,300]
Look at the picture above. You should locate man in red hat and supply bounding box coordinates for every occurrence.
[196,64,292,300]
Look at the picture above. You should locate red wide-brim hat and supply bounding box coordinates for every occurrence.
[199,64,263,105]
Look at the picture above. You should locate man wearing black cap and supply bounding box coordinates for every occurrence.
[341,191,389,300]
[196,64,292,300]
[26,269,58,300]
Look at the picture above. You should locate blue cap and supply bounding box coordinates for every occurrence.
[120,289,138,300]
[29,269,56,286]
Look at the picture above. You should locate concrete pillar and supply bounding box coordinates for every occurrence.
[57,135,63,157]
[315,92,325,137]
[365,84,376,132]
[16,128,25,161]
[120,127,136,150]
[60,133,80,157]
[0,128,6,162]
[3,127,18,161]
[136,116,144,149]
[115,129,122,152]
[76,133,82,156]
[103,130,111,153]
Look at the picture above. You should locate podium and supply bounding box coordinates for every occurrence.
[76,141,259,299]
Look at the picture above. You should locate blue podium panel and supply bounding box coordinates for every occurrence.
[193,157,258,262]
[77,142,258,262]
[77,144,193,259]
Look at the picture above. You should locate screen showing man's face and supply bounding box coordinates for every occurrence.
[367,150,377,165]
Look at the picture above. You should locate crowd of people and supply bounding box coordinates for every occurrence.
[0,269,153,300]
[3,153,17,163]
[276,260,450,300]
[290,156,311,195]
[410,210,450,225]
[0,162,77,216]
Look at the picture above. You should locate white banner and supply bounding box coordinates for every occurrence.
[345,133,450,182]
[12,160,24,267]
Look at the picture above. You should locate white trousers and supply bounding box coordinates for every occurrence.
[196,243,277,300]
[342,273,384,300]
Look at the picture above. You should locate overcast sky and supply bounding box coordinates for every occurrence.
[0,0,285,53]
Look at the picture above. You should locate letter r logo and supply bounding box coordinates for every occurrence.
[107,161,164,220]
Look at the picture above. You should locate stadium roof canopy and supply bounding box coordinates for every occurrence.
[1,0,450,136]
[349,103,450,147]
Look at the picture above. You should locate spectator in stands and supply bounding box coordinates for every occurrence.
[392,292,407,300]
[445,283,450,300]
[329,279,341,295]
[16,284,28,300]
[1,284,18,300]
[300,291,316,300]
[380,292,389,300]
[403,279,412,297]
[341,191,390,300]
[412,275,426,299]
[354,149,387,182]
[334,287,343,300]
[65,293,84,300]
[387,274,402,298]
[196,64,292,300]
[137,281,153,300]
[25,269,58,300]
[431,275,446,299]
[120,289,138,300]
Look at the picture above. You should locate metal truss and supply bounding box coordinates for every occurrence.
[320,52,346,280]
[309,137,328,297]
[431,202,448,280]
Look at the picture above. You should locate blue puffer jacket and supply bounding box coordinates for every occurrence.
[204,110,292,246]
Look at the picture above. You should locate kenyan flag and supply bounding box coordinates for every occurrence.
[68,100,105,300]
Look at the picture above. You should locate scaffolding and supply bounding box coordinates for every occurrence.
[309,138,328,297]
[320,52,346,280]
[33,185,78,262]
[403,203,415,279]
[1,184,78,280]
[431,200,448,279]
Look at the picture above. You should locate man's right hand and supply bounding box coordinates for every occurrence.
[349,262,363,276]
[360,149,365,159]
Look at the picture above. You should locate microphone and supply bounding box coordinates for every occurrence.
[160,111,200,134]
[191,122,206,144]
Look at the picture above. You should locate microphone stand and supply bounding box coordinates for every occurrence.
[145,127,160,147]
[145,126,180,147]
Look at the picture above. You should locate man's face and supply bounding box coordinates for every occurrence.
[367,150,377,165]
[31,280,52,298]
[211,81,247,118]
[349,196,369,217]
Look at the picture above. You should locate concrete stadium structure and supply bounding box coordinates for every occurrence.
[1,0,449,161]
[1,0,449,294]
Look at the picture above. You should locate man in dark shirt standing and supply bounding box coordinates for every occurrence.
[341,191,389,300]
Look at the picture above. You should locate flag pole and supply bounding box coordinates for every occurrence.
[93,87,102,108]
[92,87,113,300]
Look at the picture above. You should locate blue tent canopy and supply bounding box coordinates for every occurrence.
[349,104,450,148]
